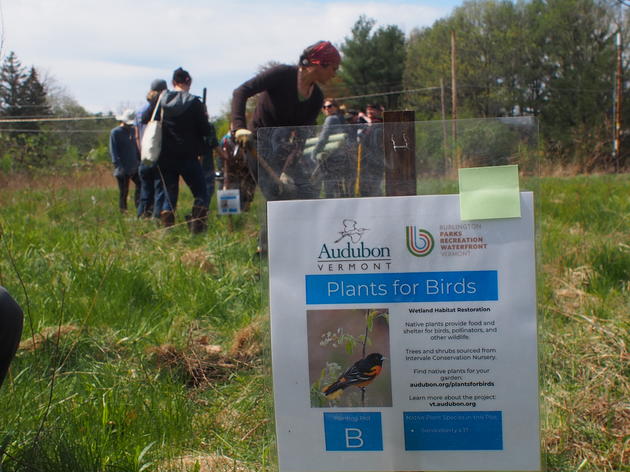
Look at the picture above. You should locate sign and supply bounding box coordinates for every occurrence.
[267,193,540,472]
[217,189,241,215]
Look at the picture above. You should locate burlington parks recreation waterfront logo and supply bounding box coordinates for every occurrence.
[406,226,434,257]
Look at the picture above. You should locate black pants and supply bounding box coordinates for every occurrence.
[0,286,24,388]
[116,173,141,211]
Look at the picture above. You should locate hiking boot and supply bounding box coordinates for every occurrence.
[189,206,208,234]
[139,209,153,219]
[160,210,175,228]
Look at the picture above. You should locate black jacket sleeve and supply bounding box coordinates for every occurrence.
[193,99,212,141]
[0,286,23,388]
[231,66,284,130]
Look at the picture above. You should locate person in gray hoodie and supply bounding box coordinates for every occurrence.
[145,67,212,232]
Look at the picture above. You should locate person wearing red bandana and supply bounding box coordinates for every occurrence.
[231,40,341,200]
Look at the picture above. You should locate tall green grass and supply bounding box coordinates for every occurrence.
[537,174,629,472]
[0,172,628,471]
[1,182,269,471]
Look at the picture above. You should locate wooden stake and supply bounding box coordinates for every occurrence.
[384,110,416,196]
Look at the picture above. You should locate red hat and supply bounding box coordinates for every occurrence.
[302,41,341,67]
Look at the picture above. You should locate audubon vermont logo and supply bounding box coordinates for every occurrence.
[317,219,392,272]
[406,226,434,257]
[334,219,368,243]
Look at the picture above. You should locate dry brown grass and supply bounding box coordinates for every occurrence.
[228,317,265,362]
[180,249,217,274]
[159,453,253,472]
[552,265,597,310]
[541,260,629,471]
[147,319,264,387]
[0,165,114,193]
[18,324,79,352]
[541,318,629,470]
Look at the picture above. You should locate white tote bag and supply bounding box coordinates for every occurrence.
[140,92,164,165]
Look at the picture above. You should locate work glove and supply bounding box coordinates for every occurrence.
[234,129,252,146]
[279,172,297,196]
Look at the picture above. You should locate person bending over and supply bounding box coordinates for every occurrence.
[231,40,341,200]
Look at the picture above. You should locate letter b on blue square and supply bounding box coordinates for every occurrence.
[323,412,383,451]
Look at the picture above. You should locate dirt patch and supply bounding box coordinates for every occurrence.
[147,342,233,386]
[147,319,263,387]
[180,249,217,273]
[19,324,79,351]
[229,318,265,362]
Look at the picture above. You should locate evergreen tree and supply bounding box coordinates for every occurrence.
[339,16,406,110]
[0,51,28,116]
[0,51,107,170]
[21,67,50,117]
[0,51,57,168]
[0,52,49,118]
[339,16,377,102]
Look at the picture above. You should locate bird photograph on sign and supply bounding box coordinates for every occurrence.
[307,308,391,408]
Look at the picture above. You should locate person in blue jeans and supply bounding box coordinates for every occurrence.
[0,286,23,388]
[136,79,168,219]
[109,110,141,212]
[144,68,211,232]
[199,121,219,209]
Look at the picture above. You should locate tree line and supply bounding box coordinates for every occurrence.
[0,52,110,171]
[1,0,627,173]
[335,0,627,170]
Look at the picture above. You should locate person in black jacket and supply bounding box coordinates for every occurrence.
[145,67,212,232]
[0,286,23,388]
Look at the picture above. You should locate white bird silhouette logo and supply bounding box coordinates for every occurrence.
[335,219,369,243]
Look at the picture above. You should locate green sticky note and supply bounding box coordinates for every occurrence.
[459,165,521,220]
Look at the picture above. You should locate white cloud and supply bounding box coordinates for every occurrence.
[2,0,456,116]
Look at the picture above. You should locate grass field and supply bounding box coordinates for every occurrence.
[0,169,628,472]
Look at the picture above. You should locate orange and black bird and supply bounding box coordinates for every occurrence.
[322,353,385,400]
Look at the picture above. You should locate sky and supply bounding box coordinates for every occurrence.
[1,0,465,119]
